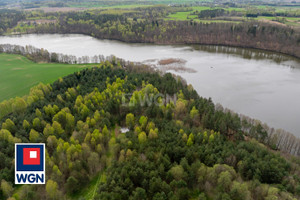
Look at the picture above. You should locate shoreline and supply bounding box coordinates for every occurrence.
[4,32,300,61]
[0,45,299,154]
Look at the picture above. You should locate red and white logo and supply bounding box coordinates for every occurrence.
[23,148,40,165]
[15,143,45,184]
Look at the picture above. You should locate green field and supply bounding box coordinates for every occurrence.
[167,11,192,20]
[165,6,245,22]
[0,54,93,102]
[165,5,300,27]
[256,16,296,20]
[256,5,300,12]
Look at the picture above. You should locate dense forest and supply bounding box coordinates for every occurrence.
[2,6,300,58]
[1,3,300,199]
[0,9,24,34]
[0,59,300,199]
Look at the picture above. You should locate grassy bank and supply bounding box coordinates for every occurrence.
[0,53,93,101]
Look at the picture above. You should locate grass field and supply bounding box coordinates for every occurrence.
[165,5,300,27]
[256,16,294,20]
[165,6,245,22]
[256,5,300,12]
[167,11,192,20]
[0,54,93,102]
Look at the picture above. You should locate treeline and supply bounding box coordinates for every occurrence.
[194,45,298,63]
[1,44,300,157]
[0,62,300,199]
[191,5,300,18]
[198,8,225,18]
[0,83,52,121]
[215,104,300,156]
[15,7,300,58]
[0,44,124,64]
[245,8,300,18]
[1,43,300,156]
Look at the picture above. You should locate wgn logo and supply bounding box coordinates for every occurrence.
[15,143,45,184]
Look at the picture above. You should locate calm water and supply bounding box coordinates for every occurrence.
[0,34,300,136]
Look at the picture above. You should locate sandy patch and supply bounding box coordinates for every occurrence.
[158,58,186,65]
[143,58,197,73]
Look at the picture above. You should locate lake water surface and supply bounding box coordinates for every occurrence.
[0,34,300,136]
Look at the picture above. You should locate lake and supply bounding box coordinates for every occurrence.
[0,34,300,136]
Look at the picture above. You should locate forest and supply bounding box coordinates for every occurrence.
[0,1,300,199]
[1,5,300,58]
[0,9,24,34]
[0,59,300,199]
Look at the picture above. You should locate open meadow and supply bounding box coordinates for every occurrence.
[165,5,300,28]
[0,54,92,101]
